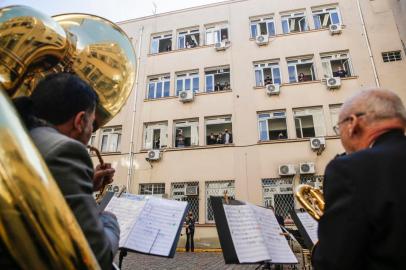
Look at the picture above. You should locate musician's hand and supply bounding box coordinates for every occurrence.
[93,163,115,191]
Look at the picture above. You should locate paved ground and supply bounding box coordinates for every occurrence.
[115,252,301,270]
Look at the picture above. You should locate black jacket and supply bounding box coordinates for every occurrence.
[313,130,406,270]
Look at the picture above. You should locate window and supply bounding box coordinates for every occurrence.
[176,71,199,95]
[205,116,233,145]
[329,104,342,132]
[205,24,229,45]
[171,182,199,222]
[287,58,316,83]
[294,107,326,138]
[206,180,235,222]
[139,183,165,196]
[281,12,308,34]
[382,51,402,62]
[321,52,353,78]
[89,133,96,147]
[258,111,288,141]
[147,75,170,99]
[250,17,275,38]
[254,61,281,86]
[312,7,341,29]
[150,33,172,54]
[300,175,324,190]
[100,127,121,153]
[205,67,231,92]
[262,178,294,218]
[178,29,200,49]
[174,119,199,147]
[143,122,168,149]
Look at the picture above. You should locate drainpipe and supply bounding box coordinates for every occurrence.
[356,0,380,87]
[126,26,144,193]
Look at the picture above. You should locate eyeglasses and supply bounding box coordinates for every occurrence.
[333,112,366,135]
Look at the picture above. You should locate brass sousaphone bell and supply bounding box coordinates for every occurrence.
[295,184,325,221]
[0,5,135,269]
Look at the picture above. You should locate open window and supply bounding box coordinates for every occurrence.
[174,119,199,148]
[254,61,281,86]
[205,116,233,145]
[100,126,122,153]
[150,33,172,54]
[139,183,165,197]
[147,74,170,99]
[281,12,308,34]
[258,111,288,141]
[205,24,229,45]
[178,29,200,49]
[250,17,275,38]
[287,58,316,83]
[205,66,231,92]
[294,107,326,138]
[321,52,353,78]
[143,122,168,149]
[312,7,341,29]
[175,71,199,95]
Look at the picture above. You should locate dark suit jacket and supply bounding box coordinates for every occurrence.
[31,127,119,270]
[221,132,233,144]
[313,130,406,270]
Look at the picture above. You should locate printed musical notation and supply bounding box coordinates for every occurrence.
[296,212,318,244]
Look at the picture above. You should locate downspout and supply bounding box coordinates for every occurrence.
[356,0,380,87]
[126,26,144,193]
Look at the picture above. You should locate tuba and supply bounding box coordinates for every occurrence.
[0,5,135,269]
[295,184,325,221]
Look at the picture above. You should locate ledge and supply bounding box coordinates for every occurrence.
[139,143,235,153]
[257,136,340,145]
[148,44,213,57]
[253,76,359,90]
[144,89,232,102]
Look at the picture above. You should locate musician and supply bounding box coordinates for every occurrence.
[14,73,120,270]
[313,89,406,270]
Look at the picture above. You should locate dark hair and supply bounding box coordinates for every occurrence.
[29,73,98,125]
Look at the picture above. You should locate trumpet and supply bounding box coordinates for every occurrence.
[87,145,111,204]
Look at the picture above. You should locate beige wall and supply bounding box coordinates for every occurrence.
[90,0,406,246]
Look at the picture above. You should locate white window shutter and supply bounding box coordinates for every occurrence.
[190,123,199,146]
[312,110,326,137]
[145,126,153,149]
[160,124,168,147]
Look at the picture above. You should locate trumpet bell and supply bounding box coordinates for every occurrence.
[295,184,325,221]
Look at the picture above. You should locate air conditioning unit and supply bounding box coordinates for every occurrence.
[214,40,230,51]
[310,137,326,150]
[326,77,341,89]
[255,35,269,46]
[147,149,161,161]
[329,24,342,35]
[300,162,316,174]
[266,84,280,95]
[179,90,194,102]
[185,185,198,196]
[278,164,296,176]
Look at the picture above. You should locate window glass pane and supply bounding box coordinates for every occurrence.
[101,135,108,152]
[313,15,321,29]
[185,78,191,91]
[299,17,307,31]
[220,28,228,40]
[151,39,159,54]
[250,24,257,38]
[272,67,281,84]
[255,70,263,86]
[176,79,183,95]
[109,133,118,152]
[156,82,163,98]
[267,21,275,36]
[148,83,155,99]
[259,120,268,140]
[163,81,170,97]
[215,30,221,43]
[288,65,297,83]
[192,77,199,92]
[206,31,214,45]
[178,36,185,49]
[331,12,340,24]
[259,22,267,35]
[206,74,214,92]
[282,20,289,33]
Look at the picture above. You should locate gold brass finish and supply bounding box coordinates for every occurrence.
[295,184,325,221]
[87,145,110,204]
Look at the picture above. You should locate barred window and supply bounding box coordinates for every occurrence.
[262,178,294,218]
[382,51,402,62]
[300,175,324,190]
[139,183,165,196]
[171,182,199,222]
[206,180,235,223]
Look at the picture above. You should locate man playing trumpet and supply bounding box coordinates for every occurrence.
[313,89,406,270]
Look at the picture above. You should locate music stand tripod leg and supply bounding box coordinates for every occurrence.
[118,249,128,269]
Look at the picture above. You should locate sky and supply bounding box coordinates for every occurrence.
[1,0,224,22]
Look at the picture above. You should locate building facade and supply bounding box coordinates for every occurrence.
[90,0,406,248]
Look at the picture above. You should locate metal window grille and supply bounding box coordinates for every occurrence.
[300,175,324,190]
[139,183,165,196]
[262,178,294,218]
[206,180,235,222]
[171,182,199,222]
[382,51,402,62]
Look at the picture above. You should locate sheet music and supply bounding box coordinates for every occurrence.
[251,205,298,264]
[124,197,187,256]
[104,196,146,247]
[223,204,270,263]
[297,212,318,244]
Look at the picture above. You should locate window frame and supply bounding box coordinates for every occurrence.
[320,52,354,78]
[204,67,231,92]
[286,58,316,83]
[147,75,171,99]
[175,71,200,95]
[150,33,173,54]
[258,111,288,141]
[139,183,165,196]
[254,62,282,86]
[293,107,326,138]
[205,116,233,145]
[281,12,308,34]
[250,17,276,38]
[312,7,342,29]
[100,126,122,153]
[143,122,168,149]
[205,24,229,45]
[177,29,200,49]
[382,51,402,62]
[174,119,199,148]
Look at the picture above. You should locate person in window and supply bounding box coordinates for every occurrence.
[223,81,230,90]
[222,129,233,144]
[264,76,272,86]
[176,129,185,148]
[165,42,172,51]
[217,132,224,144]
[208,133,216,145]
[278,132,285,139]
[298,72,305,82]
[214,82,223,91]
[189,39,197,48]
[185,211,195,252]
[153,138,160,149]
[336,66,347,78]
[185,41,191,49]
[221,34,229,44]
